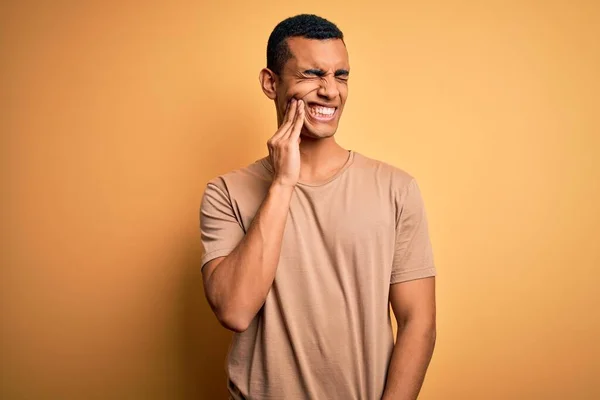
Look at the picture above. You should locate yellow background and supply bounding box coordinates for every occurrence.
[2,1,599,399]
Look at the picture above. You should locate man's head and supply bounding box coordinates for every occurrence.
[260,14,349,139]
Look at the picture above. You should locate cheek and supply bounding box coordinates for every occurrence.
[339,84,348,101]
[286,82,320,100]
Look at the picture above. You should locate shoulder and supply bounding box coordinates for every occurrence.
[352,151,416,192]
[204,156,272,200]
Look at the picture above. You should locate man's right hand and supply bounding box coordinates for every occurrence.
[267,98,305,188]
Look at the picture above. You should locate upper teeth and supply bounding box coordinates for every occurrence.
[311,106,335,115]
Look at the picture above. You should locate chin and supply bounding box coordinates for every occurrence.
[303,127,336,139]
[303,121,339,138]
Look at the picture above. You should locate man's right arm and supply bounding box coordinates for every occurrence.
[201,98,305,333]
[202,182,293,332]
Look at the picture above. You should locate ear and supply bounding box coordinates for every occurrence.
[259,68,277,100]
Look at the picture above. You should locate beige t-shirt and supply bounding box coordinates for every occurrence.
[200,150,436,400]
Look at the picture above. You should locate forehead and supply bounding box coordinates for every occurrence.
[284,37,349,70]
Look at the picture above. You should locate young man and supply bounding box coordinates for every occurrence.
[200,14,437,400]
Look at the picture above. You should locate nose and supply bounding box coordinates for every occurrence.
[317,75,340,100]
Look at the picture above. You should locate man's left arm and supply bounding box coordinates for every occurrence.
[382,276,436,400]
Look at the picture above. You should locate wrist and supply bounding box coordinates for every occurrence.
[270,179,296,191]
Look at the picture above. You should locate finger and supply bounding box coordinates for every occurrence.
[273,99,298,141]
[288,100,305,140]
[281,99,297,129]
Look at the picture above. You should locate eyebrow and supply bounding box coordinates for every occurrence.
[303,68,350,77]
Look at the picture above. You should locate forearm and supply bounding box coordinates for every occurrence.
[382,321,436,400]
[206,182,294,329]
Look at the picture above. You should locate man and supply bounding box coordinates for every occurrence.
[199,14,436,400]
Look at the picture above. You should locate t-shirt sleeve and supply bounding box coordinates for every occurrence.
[199,181,246,270]
[391,178,437,284]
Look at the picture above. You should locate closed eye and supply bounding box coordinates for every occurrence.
[335,69,349,81]
[301,70,324,79]
[301,68,349,80]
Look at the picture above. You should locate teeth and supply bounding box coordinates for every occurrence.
[310,106,336,116]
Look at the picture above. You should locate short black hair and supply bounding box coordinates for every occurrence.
[267,14,344,75]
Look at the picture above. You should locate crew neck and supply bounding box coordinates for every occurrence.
[260,150,355,187]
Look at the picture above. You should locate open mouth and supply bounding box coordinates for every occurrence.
[306,103,338,122]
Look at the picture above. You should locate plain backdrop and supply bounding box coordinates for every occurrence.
[1,1,599,399]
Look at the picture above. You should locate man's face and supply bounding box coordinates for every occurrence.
[275,37,349,139]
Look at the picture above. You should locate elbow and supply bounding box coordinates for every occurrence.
[429,327,437,347]
[398,317,436,344]
[211,299,254,333]
[217,309,252,333]
[204,279,257,333]
[424,323,437,352]
[204,284,254,333]
[422,319,437,343]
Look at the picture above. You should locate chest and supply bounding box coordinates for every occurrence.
[277,184,396,285]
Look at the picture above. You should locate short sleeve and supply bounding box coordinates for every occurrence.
[391,178,437,284]
[199,181,245,270]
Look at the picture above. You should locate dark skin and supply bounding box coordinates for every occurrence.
[259,37,351,183]
[259,36,436,400]
[262,37,349,137]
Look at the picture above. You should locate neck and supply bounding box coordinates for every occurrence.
[298,136,349,183]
